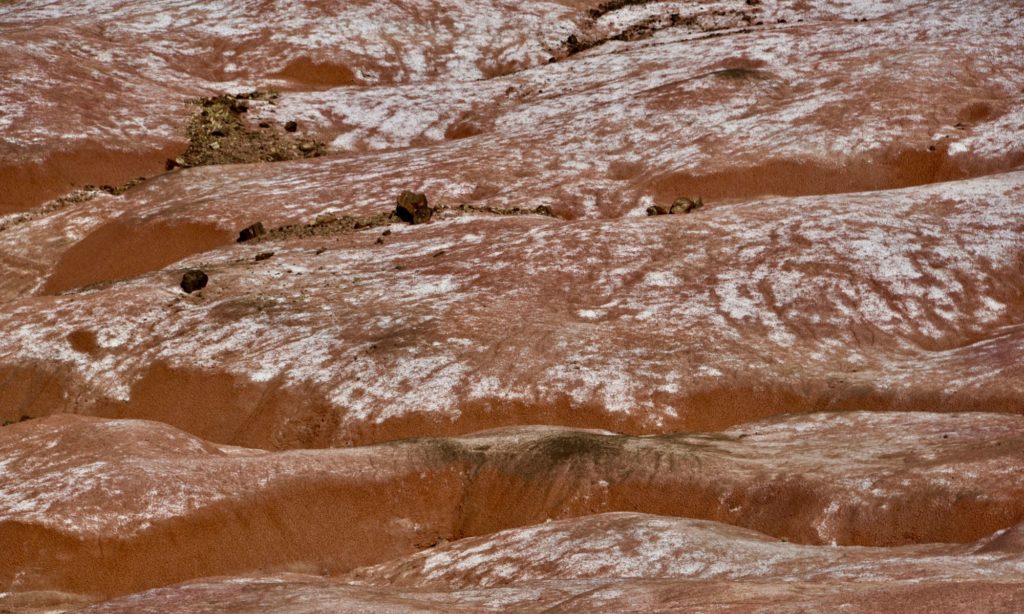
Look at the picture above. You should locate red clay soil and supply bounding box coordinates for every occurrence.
[2,412,1024,602]
[270,56,360,90]
[41,218,233,294]
[0,143,184,215]
[1,173,1022,446]
[2,0,1024,611]
[646,146,1024,205]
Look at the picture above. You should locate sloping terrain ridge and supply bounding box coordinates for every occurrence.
[0,0,1022,611]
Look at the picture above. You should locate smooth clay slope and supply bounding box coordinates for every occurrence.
[2,411,1024,611]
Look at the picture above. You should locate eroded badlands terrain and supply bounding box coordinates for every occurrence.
[1,0,1023,611]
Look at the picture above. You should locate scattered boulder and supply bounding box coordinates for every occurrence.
[671,196,704,214]
[284,120,298,132]
[648,197,703,216]
[237,222,267,242]
[180,269,208,293]
[395,191,433,225]
[254,251,274,262]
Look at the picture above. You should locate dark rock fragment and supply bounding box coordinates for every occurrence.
[255,251,274,261]
[284,120,298,132]
[646,205,669,216]
[395,191,433,224]
[180,269,208,293]
[237,222,267,242]
[670,196,703,214]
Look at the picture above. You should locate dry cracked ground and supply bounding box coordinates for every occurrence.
[1,0,1023,612]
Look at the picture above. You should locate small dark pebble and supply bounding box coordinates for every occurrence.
[180,269,208,293]
[285,120,298,132]
[375,237,385,245]
[255,251,274,261]
[259,122,271,128]
[315,247,327,255]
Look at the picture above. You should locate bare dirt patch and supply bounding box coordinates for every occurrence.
[171,92,326,169]
[41,219,233,295]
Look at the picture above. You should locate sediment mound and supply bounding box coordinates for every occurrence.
[2,411,1024,599]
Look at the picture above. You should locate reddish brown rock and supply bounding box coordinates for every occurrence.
[395,190,432,225]
[236,222,267,243]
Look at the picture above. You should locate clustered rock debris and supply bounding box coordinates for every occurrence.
[563,0,759,58]
[168,91,326,169]
[236,192,557,246]
[647,196,704,216]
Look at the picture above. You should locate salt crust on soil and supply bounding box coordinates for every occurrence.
[1,174,1021,444]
